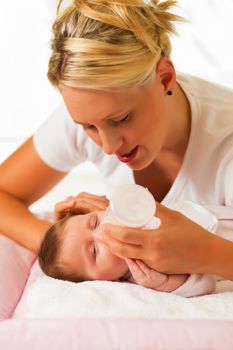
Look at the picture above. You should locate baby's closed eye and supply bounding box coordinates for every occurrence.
[91,213,100,230]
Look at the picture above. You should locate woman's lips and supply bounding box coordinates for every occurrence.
[117,146,138,163]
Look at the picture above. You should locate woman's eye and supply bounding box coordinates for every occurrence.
[118,114,130,123]
[84,124,96,131]
[111,114,130,126]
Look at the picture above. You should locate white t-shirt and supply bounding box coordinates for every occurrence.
[33,72,233,208]
[33,73,233,296]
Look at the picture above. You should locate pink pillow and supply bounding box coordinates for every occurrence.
[0,234,35,320]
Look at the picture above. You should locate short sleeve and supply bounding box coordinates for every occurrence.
[206,205,233,242]
[223,157,233,208]
[33,104,88,172]
[171,274,216,297]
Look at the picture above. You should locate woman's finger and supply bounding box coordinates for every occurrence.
[54,195,108,220]
[55,200,75,211]
[76,192,107,200]
[70,198,107,213]
[73,195,109,211]
[54,200,76,221]
[99,223,153,246]
[65,195,76,202]
[100,232,145,260]
[75,192,109,207]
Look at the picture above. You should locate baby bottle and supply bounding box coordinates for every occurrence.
[103,184,161,229]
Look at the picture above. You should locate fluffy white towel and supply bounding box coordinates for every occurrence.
[13,261,233,320]
[12,202,233,320]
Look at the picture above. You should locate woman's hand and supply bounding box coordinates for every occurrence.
[54,192,109,221]
[99,203,216,275]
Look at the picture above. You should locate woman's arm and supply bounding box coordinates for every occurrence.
[0,137,67,253]
[99,204,233,280]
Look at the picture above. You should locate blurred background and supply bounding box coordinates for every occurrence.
[0,0,233,211]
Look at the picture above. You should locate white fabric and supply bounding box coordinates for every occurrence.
[170,202,233,295]
[11,202,220,320]
[13,260,233,320]
[162,74,233,209]
[169,200,218,297]
[11,207,232,319]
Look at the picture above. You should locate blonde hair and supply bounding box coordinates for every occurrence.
[48,0,183,91]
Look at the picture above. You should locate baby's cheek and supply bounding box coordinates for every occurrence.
[95,242,127,278]
[108,253,128,274]
[100,246,127,278]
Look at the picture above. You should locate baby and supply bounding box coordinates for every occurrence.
[38,209,215,297]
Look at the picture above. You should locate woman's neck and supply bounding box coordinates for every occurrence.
[163,81,191,161]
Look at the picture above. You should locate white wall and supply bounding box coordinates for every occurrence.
[0,1,60,160]
[171,0,233,88]
[1,0,233,162]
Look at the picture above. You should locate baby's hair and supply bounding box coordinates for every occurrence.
[48,0,183,91]
[38,212,84,282]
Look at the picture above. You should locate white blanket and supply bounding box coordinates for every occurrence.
[13,261,233,320]
[13,202,233,320]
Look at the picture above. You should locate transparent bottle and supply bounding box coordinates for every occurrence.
[103,184,161,229]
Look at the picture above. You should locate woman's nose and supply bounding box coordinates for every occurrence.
[99,130,123,155]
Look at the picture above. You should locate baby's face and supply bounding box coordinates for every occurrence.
[59,211,128,281]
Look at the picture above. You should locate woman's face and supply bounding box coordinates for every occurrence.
[60,60,173,171]
[59,211,129,281]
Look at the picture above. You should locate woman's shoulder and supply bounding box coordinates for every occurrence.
[177,72,233,132]
[177,72,233,105]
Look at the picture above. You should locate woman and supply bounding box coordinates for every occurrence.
[0,0,233,280]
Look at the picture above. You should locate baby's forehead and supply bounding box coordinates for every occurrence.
[63,213,87,236]
[59,214,87,261]
[59,213,92,281]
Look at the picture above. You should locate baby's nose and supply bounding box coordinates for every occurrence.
[93,227,103,241]
[93,224,108,246]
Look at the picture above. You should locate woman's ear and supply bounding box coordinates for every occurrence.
[156,57,176,95]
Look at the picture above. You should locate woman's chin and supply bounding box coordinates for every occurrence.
[126,155,155,171]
